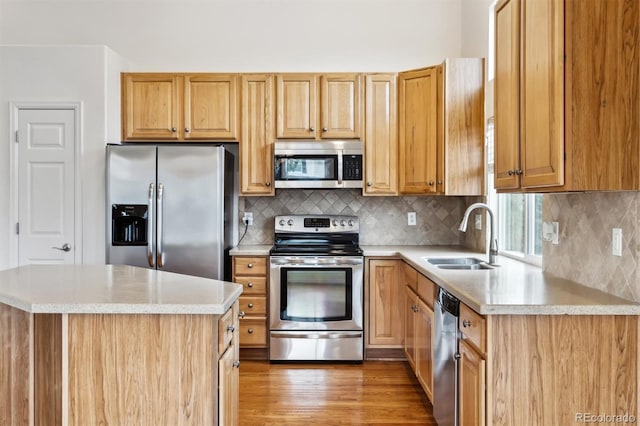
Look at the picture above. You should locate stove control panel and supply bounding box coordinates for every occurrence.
[274,215,359,233]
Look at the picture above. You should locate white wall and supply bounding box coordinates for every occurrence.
[0,45,125,269]
[0,0,462,71]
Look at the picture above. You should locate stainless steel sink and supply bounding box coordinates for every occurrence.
[436,264,492,270]
[425,257,494,270]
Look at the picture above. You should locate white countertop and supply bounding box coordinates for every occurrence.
[229,245,272,256]
[363,245,640,315]
[0,264,243,315]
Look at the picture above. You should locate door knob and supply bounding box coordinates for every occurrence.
[52,243,71,252]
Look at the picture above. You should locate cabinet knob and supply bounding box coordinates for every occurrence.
[428,181,435,186]
[322,127,328,132]
[233,360,241,368]
[184,127,191,133]
[265,182,271,187]
[247,282,254,288]
[171,127,177,132]
[454,353,461,360]
[437,180,443,185]
[367,182,372,187]
[462,319,472,328]
[248,303,254,308]
[515,169,523,175]
[238,311,246,319]
[309,127,315,132]
[508,169,515,176]
[247,263,253,268]
[227,325,236,332]
[248,328,254,334]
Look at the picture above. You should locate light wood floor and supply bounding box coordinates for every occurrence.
[239,360,435,425]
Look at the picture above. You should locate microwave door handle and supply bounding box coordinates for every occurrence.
[337,151,343,186]
[156,183,165,268]
[147,183,155,268]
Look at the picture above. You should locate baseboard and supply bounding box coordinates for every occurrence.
[240,347,269,360]
[365,347,406,361]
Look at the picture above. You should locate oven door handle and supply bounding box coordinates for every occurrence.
[270,331,363,340]
[270,258,363,266]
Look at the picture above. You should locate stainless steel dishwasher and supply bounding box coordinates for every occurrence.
[433,288,460,426]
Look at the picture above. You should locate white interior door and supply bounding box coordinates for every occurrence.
[17,108,76,265]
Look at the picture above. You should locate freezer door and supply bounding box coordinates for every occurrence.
[157,146,225,279]
[106,145,157,268]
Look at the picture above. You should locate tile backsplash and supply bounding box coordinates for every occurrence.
[543,192,640,302]
[238,189,486,249]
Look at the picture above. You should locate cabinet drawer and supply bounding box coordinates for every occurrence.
[239,318,268,347]
[239,296,267,316]
[218,307,235,355]
[233,276,267,295]
[417,274,435,309]
[459,303,486,354]
[401,262,418,291]
[234,257,267,276]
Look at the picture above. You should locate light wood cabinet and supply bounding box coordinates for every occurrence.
[459,339,485,426]
[122,73,239,141]
[367,259,403,347]
[494,0,640,191]
[364,73,398,195]
[218,300,240,426]
[232,256,269,355]
[402,262,434,403]
[240,74,275,195]
[276,73,362,140]
[415,297,434,401]
[398,59,484,195]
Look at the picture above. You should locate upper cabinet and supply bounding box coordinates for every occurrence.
[398,59,485,195]
[122,73,239,141]
[364,74,398,195]
[276,73,363,140]
[494,0,640,192]
[240,74,275,195]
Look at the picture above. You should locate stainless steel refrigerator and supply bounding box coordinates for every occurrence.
[106,144,237,280]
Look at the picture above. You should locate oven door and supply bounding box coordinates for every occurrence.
[269,256,363,331]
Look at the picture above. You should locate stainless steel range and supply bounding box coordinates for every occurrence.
[269,215,364,361]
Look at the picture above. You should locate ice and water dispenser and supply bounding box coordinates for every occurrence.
[111,205,148,246]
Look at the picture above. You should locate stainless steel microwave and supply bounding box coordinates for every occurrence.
[274,140,363,189]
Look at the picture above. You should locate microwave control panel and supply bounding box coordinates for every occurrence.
[343,155,363,180]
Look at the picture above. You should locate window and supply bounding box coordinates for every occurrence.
[486,118,542,266]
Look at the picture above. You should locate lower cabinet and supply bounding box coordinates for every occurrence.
[458,339,485,426]
[233,256,269,358]
[218,300,240,426]
[403,263,434,402]
[367,259,404,347]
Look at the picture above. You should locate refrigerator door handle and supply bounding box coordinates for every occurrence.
[147,183,156,268]
[157,183,165,268]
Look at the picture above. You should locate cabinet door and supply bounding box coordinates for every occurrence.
[122,73,180,140]
[459,339,485,426]
[398,68,438,194]
[494,0,521,189]
[276,74,317,138]
[218,346,239,426]
[241,75,275,195]
[368,259,403,346]
[416,298,433,402]
[403,286,418,370]
[184,74,238,140]
[520,0,564,188]
[320,74,362,139]
[364,74,397,195]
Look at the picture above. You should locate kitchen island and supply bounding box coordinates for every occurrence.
[0,264,242,426]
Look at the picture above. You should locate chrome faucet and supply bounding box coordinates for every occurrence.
[458,202,498,265]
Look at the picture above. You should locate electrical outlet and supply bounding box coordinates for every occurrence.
[475,214,482,230]
[243,212,254,226]
[612,228,622,256]
[407,212,417,226]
